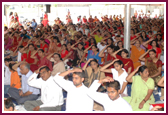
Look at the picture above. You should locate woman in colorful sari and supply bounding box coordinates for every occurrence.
[142,38,161,59]
[14,12,21,26]
[26,44,38,72]
[47,36,61,55]
[31,49,53,71]
[9,31,22,52]
[139,49,162,86]
[84,45,101,64]
[112,48,134,75]
[42,12,49,27]
[99,45,115,78]
[10,18,19,29]
[39,38,48,54]
[130,40,145,69]
[123,65,155,111]
[47,53,65,76]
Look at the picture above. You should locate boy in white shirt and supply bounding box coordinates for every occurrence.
[4,57,12,94]
[54,68,94,112]
[87,77,132,112]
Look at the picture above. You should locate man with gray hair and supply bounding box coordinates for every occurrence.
[8,61,40,104]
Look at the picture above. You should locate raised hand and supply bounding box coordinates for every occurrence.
[99,77,114,84]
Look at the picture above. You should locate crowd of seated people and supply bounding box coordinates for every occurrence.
[4,12,164,112]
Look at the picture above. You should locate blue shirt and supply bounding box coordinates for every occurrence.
[31,21,37,30]
[20,69,40,95]
[87,50,101,64]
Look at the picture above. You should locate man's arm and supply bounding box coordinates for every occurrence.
[27,73,42,89]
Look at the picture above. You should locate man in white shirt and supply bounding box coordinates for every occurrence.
[24,66,63,111]
[54,68,93,112]
[8,63,40,104]
[87,77,132,112]
[4,57,12,94]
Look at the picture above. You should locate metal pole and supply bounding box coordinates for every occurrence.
[124,4,131,57]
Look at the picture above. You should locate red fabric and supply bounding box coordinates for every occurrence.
[147,44,162,58]
[116,55,134,73]
[150,103,164,108]
[42,14,49,26]
[88,18,93,23]
[40,44,48,51]
[22,41,28,47]
[37,56,53,71]
[130,35,137,40]
[21,53,28,62]
[27,51,38,64]
[61,50,69,59]
[83,18,87,23]
[104,53,116,78]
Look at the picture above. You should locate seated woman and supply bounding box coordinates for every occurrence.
[26,44,38,72]
[31,49,53,71]
[84,45,101,64]
[48,36,61,54]
[123,65,155,111]
[39,38,48,54]
[99,45,115,77]
[8,63,21,89]
[139,49,162,86]
[82,58,105,111]
[142,38,162,59]
[60,44,69,60]
[100,59,128,96]
[71,41,85,65]
[9,32,22,52]
[112,48,134,75]
[130,40,145,69]
[47,53,65,76]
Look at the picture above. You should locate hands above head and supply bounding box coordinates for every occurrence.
[71,68,83,73]
[99,77,114,84]
[135,65,143,72]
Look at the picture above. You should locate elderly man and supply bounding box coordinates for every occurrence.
[8,62,40,104]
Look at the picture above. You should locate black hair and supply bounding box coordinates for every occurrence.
[138,65,148,75]
[9,63,16,71]
[40,38,45,41]
[97,29,100,33]
[121,49,129,57]
[107,45,114,51]
[53,53,62,61]
[4,58,12,62]
[62,29,66,32]
[116,35,120,38]
[113,60,124,68]
[53,36,60,43]
[18,45,24,49]
[131,29,135,34]
[73,70,86,78]
[28,43,36,50]
[38,49,44,53]
[89,37,97,46]
[47,26,52,32]
[55,29,59,33]
[9,12,13,16]
[90,58,99,67]
[149,49,156,54]
[106,80,120,91]
[4,98,14,111]
[39,66,50,72]
[107,37,114,45]
[156,34,162,41]
[78,42,85,50]
[150,40,159,48]
[62,44,68,50]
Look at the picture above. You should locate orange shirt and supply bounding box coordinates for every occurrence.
[10,71,21,89]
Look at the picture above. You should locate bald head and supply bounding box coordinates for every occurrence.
[20,63,30,75]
